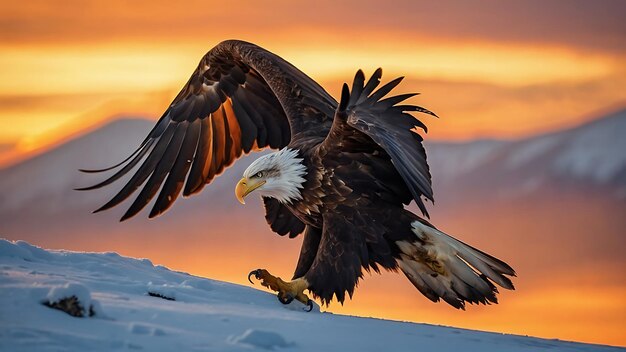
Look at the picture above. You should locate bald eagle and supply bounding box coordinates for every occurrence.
[79,40,515,311]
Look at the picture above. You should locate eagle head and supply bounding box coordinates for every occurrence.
[235,148,307,205]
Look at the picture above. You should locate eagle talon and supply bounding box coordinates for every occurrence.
[248,269,312,310]
[248,269,261,284]
[304,299,313,312]
[278,293,294,305]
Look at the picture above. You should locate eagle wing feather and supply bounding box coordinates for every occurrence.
[77,40,336,220]
[322,69,436,217]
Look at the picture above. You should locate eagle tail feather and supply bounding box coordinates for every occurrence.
[397,220,515,309]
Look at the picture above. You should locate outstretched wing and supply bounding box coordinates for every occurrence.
[322,69,436,217]
[78,40,336,220]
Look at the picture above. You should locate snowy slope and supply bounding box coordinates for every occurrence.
[0,239,621,352]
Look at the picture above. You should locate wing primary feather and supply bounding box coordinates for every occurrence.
[407,114,428,133]
[394,105,439,118]
[78,114,170,173]
[231,97,257,152]
[222,99,243,161]
[205,114,218,180]
[348,70,365,106]
[377,93,418,109]
[396,148,432,200]
[92,124,178,213]
[78,141,147,173]
[358,68,383,104]
[209,111,226,177]
[221,106,236,167]
[148,120,201,217]
[184,116,213,196]
[120,123,188,221]
[367,76,404,103]
[234,89,267,147]
[75,140,155,191]
[259,105,283,149]
[338,83,350,112]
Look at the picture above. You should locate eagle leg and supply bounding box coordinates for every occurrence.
[248,269,313,311]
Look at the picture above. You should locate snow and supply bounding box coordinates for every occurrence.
[425,139,506,181]
[230,329,294,350]
[551,111,626,183]
[0,239,620,352]
[504,136,561,169]
[424,110,626,200]
[44,282,100,317]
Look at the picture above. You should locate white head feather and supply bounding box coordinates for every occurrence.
[242,148,307,204]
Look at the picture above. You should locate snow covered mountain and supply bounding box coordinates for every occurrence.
[1,109,624,219]
[0,239,621,352]
[426,108,626,201]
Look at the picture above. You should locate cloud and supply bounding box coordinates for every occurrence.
[1,0,625,53]
[1,0,625,161]
[0,142,14,152]
[319,74,626,140]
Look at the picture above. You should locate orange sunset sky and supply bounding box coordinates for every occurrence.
[0,0,625,347]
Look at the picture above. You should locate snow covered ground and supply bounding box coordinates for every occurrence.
[0,239,621,352]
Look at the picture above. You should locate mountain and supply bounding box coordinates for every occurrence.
[0,239,621,352]
[425,109,626,202]
[1,109,624,219]
[0,119,153,214]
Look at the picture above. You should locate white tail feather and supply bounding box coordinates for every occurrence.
[397,221,515,309]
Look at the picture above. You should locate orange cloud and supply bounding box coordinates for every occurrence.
[2,0,625,53]
[1,39,624,161]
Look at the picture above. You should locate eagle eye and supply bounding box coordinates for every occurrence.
[254,171,264,178]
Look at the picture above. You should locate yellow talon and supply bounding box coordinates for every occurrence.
[248,269,312,311]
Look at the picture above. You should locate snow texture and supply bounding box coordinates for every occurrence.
[551,112,626,182]
[0,239,621,352]
[44,282,103,317]
[425,139,505,182]
[230,329,294,350]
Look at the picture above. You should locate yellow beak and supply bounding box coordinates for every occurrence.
[234,177,266,205]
